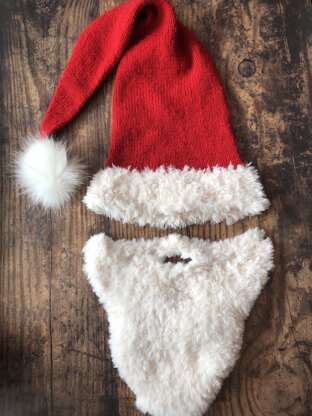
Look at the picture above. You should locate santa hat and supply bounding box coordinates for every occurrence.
[14,0,269,227]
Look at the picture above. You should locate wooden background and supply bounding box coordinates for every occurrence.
[1,0,311,415]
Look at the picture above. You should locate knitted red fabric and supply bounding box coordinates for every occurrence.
[40,0,242,170]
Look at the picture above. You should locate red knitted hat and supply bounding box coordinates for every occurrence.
[15,0,269,227]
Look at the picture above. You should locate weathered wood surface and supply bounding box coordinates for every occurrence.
[0,0,311,415]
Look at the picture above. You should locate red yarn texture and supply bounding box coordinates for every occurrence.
[40,0,243,170]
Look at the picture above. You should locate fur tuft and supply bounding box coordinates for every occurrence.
[14,135,86,209]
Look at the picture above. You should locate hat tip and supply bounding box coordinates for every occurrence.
[13,135,86,209]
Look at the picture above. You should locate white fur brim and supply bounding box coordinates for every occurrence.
[83,228,274,416]
[83,165,270,227]
[14,136,86,209]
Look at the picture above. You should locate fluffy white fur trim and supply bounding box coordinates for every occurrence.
[14,135,86,209]
[83,165,270,227]
[83,228,273,416]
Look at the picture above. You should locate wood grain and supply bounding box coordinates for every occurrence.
[0,0,311,415]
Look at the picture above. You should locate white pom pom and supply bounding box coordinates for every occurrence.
[14,135,86,209]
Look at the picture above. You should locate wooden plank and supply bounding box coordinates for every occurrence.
[0,1,54,415]
[0,0,311,415]
[47,2,119,415]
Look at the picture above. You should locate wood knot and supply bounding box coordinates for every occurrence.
[238,59,256,77]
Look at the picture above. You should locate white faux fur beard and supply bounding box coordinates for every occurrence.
[83,228,273,416]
